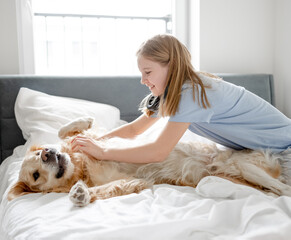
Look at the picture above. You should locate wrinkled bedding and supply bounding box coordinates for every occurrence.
[1,118,291,240]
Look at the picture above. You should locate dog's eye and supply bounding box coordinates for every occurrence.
[35,152,40,156]
[33,171,40,181]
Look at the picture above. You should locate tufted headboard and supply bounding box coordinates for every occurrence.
[0,74,274,164]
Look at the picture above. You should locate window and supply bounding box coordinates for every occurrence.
[31,0,173,75]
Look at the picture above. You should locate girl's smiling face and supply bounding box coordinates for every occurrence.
[137,56,169,96]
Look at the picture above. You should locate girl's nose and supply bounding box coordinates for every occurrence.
[140,75,147,85]
[140,75,146,85]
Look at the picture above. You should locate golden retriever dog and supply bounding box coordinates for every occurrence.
[7,117,291,207]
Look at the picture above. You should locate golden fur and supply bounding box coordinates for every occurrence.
[8,117,291,207]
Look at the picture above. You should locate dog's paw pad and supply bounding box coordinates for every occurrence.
[69,181,91,207]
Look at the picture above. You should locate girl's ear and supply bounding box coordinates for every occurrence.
[7,181,33,201]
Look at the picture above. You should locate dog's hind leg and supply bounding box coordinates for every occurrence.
[69,178,152,207]
[58,117,94,139]
[90,178,153,202]
[237,162,291,197]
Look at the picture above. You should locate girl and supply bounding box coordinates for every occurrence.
[72,34,291,163]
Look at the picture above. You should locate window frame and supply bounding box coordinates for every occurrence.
[16,0,193,74]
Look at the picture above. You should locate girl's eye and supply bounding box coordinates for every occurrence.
[145,71,151,75]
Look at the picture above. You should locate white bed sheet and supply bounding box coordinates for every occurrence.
[1,119,291,240]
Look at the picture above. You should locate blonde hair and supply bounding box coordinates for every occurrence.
[137,34,215,117]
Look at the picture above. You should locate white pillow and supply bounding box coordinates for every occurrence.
[15,88,121,142]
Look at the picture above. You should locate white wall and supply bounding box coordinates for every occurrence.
[199,0,274,74]
[274,0,291,117]
[198,0,291,117]
[0,0,19,74]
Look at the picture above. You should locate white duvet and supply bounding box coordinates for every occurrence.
[1,88,291,240]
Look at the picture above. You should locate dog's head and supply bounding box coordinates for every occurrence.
[8,145,75,200]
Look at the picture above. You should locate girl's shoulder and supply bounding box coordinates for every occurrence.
[182,72,246,108]
[183,72,225,92]
[196,72,244,93]
[196,72,223,84]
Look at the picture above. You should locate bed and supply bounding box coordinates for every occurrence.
[2,74,291,240]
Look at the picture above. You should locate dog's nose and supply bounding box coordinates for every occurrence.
[41,148,57,162]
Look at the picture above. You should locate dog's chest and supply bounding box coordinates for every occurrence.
[85,160,132,186]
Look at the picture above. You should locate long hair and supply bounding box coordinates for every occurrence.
[137,34,217,117]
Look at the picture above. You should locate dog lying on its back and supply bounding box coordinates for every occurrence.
[7,117,291,207]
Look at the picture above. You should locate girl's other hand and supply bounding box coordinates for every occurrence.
[71,136,104,160]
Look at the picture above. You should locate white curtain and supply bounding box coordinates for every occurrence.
[15,0,35,74]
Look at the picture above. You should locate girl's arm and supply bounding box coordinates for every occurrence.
[97,114,159,140]
[72,120,190,163]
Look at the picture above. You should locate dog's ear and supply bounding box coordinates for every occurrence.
[7,181,33,201]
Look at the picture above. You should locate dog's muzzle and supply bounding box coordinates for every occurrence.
[41,148,68,179]
[41,148,59,162]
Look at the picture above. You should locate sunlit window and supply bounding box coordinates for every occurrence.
[32,0,173,75]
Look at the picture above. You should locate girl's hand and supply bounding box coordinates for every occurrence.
[71,136,104,160]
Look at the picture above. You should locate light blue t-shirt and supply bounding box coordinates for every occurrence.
[169,74,291,153]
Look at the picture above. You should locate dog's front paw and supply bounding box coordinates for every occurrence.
[58,117,94,139]
[58,127,70,139]
[69,181,91,207]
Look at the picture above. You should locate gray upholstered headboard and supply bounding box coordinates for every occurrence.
[0,74,274,164]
